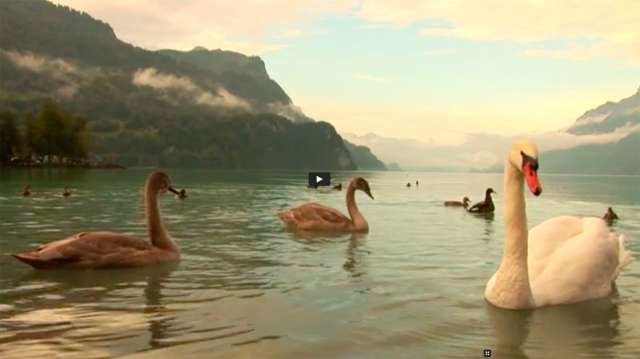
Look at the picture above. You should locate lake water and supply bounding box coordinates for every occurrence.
[0,169,639,358]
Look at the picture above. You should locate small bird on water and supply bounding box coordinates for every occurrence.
[467,188,496,214]
[603,207,619,225]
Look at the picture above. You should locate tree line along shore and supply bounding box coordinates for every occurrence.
[0,102,123,169]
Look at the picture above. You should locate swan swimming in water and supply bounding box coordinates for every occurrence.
[12,171,181,269]
[63,186,72,198]
[22,185,30,197]
[484,140,633,309]
[467,188,496,213]
[278,177,374,233]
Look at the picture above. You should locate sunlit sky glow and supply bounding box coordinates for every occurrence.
[54,0,640,145]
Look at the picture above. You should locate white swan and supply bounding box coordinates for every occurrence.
[485,140,633,309]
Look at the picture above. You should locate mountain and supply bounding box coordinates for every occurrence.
[343,140,387,170]
[0,0,357,169]
[543,132,640,175]
[567,86,640,135]
[541,86,640,175]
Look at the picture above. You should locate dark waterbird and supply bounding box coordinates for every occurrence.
[468,188,496,213]
[176,189,187,200]
[603,207,619,225]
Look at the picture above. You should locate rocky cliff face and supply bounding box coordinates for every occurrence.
[0,0,356,169]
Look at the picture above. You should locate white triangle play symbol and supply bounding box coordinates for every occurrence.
[316,175,323,183]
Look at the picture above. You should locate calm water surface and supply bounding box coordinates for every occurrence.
[0,169,639,358]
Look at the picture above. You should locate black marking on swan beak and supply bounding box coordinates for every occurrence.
[520,151,539,171]
[168,186,179,195]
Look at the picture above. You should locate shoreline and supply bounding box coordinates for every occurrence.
[0,163,126,170]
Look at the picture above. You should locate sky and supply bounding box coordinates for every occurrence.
[53,0,640,146]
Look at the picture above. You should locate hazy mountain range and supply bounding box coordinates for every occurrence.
[346,86,640,174]
[0,0,385,169]
[567,86,640,135]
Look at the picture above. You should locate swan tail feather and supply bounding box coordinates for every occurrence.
[12,253,52,269]
[615,234,634,279]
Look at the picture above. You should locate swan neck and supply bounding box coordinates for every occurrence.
[503,161,528,264]
[489,160,533,307]
[145,185,177,252]
[346,182,367,229]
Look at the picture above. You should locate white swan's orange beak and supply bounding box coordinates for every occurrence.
[523,164,542,196]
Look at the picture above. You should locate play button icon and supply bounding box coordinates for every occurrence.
[308,172,331,187]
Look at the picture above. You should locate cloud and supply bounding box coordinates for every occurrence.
[522,44,607,62]
[52,0,357,54]
[344,124,640,171]
[1,50,77,76]
[1,50,83,98]
[353,73,386,82]
[51,1,640,62]
[268,102,312,122]
[132,67,251,110]
[357,0,640,63]
[424,48,457,56]
[281,29,304,38]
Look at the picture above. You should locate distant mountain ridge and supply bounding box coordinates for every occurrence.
[343,140,387,170]
[0,0,382,169]
[567,86,640,135]
[542,132,640,175]
[540,85,640,175]
[159,47,271,79]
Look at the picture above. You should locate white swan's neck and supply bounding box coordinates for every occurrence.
[346,183,368,230]
[488,160,533,308]
[145,186,178,252]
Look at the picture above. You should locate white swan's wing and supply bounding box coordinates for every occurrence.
[527,216,583,277]
[528,217,629,306]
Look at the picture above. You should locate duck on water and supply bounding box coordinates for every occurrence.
[468,188,496,214]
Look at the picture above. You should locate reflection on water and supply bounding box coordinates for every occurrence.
[0,169,639,358]
[486,297,626,359]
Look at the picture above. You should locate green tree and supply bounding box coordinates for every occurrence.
[0,111,22,162]
[23,103,91,163]
[38,103,66,161]
[23,112,38,159]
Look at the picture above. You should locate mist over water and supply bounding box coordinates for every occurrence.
[0,169,639,358]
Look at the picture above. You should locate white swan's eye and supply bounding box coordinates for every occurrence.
[520,151,539,171]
